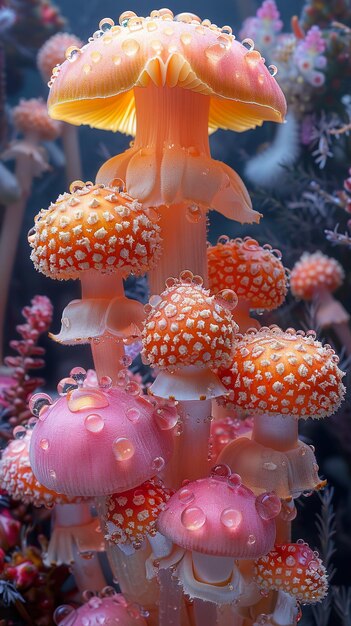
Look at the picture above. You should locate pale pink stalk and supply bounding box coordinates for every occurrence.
[61,123,83,182]
[193,599,218,626]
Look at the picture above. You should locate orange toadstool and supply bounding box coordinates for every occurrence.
[207,236,288,331]
[254,542,328,625]
[28,181,162,380]
[47,9,286,290]
[290,251,351,354]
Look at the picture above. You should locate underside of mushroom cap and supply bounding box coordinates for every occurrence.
[48,10,287,135]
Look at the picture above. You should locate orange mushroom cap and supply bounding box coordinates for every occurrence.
[105,478,173,547]
[13,99,61,141]
[207,236,288,311]
[0,428,81,508]
[290,252,344,301]
[142,271,238,371]
[48,9,286,135]
[28,181,162,280]
[254,542,328,603]
[37,32,83,83]
[218,326,345,418]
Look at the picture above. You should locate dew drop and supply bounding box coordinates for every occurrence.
[84,414,105,433]
[216,289,238,311]
[83,64,92,75]
[113,55,121,65]
[70,367,87,385]
[91,50,102,63]
[69,180,85,193]
[220,508,242,530]
[180,33,192,46]
[181,506,206,530]
[178,488,195,505]
[67,388,109,412]
[99,17,114,31]
[126,407,140,423]
[152,456,165,472]
[245,50,262,67]
[122,39,140,56]
[128,16,144,32]
[49,469,56,480]
[241,38,254,51]
[57,377,78,396]
[65,46,81,62]
[210,464,231,478]
[154,406,178,431]
[113,437,135,461]
[99,376,112,390]
[255,493,281,520]
[149,294,163,308]
[29,393,53,419]
[119,10,137,26]
[125,381,141,396]
[147,21,158,32]
[269,64,278,76]
[247,534,256,545]
[40,438,50,451]
[13,425,27,440]
[120,354,133,368]
[53,605,76,625]
[186,204,202,223]
[228,473,242,488]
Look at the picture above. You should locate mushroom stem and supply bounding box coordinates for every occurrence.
[193,599,218,626]
[271,590,298,626]
[233,300,260,333]
[252,414,299,453]
[80,270,125,381]
[163,399,212,488]
[50,503,106,593]
[192,552,235,585]
[0,151,33,363]
[61,122,82,183]
[148,205,208,294]
[158,569,183,626]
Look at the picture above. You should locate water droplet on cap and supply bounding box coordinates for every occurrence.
[149,294,162,308]
[247,534,256,545]
[210,464,231,478]
[268,64,278,76]
[255,493,281,520]
[99,376,112,390]
[84,414,105,433]
[220,508,242,530]
[126,407,140,423]
[178,488,195,504]
[113,437,135,461]
[241,38,254,51]
[122,39,140,56]
[29,393,53,419]
[154,406,178,431]
[67,388,109,412]
[152,456,165,472]
[99,17,114,31]
[40,438,50,451]
[53,605,76,625]
[57,377,78,396]
[65,46,81,62]
[70,367,87,385]
[181,506,206,530]
[49,469,56,480]
[186,204,202,223]
[228,473,242,488]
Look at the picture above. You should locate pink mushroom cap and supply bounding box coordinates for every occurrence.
[157,469,280,558]
[54,592,148,626]
[29,377,174,497]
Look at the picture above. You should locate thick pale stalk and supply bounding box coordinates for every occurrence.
[80,270,125,382]
[163,400,212,489]
[149,205,208,294]
[53,503,106,593]
[333,321,351,356]
[134,85,210,291]
[158,569,183,626]
[61,122,82,183]
[193,599,218,626]
[271,590,298,626]
[217,605,245,626]
[252,414,298,543]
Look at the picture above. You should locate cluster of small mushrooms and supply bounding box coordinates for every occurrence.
[1,6,348,626]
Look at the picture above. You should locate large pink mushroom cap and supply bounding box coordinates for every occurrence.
[54,591,148,626]
[29,373,174,497]
[158,469,280,558]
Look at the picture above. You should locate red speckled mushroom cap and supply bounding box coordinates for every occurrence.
[290,251,344,301]
[48,9,286,135]
[218,326,345,418]
[13,98,61,141]
[157,469,280,558]
[29,378,173,497]
[29,181,162,280]
[105,478,173,547]
[142,271,238,372]
[37,32,83,82]
[0,428,81,508]
[207,236,288,311]
[254,542,328,603]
